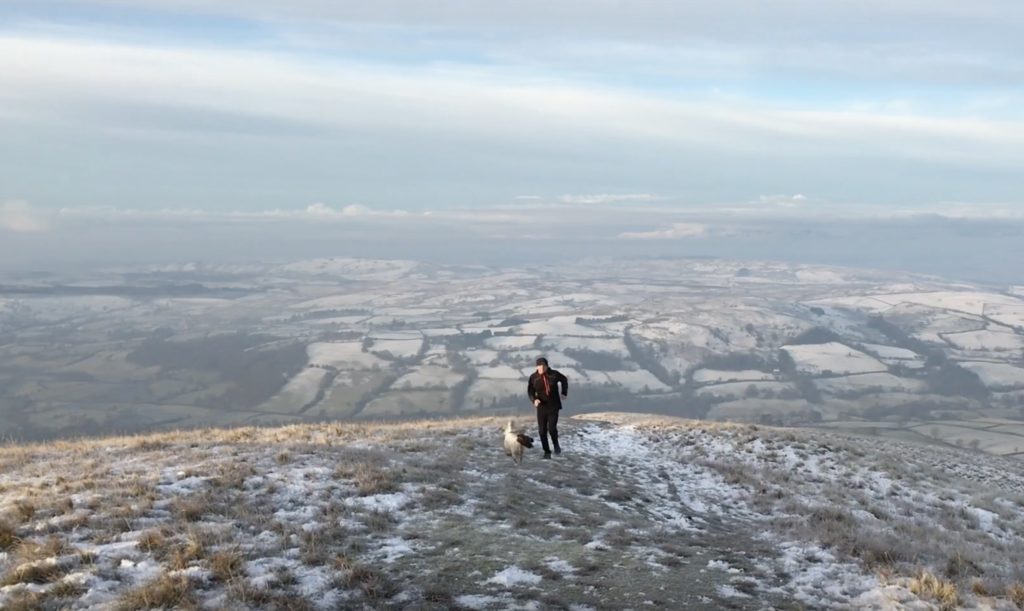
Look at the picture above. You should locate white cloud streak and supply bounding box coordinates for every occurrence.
[0,201,49,233]
[618,223,710,240]
[2,35,1022,166]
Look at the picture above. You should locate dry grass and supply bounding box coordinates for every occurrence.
[910,570,959,611]
[362,509,396,532]
[0,519,18,551]
[1,561,68,586]
[166,533,206,571]
[329,459,402,496]
[50,579,88,598]
[0,415,501,458]
[209,548,245,583]
[211,462,256,489]
[12,499,36,523]
[1008,583,1024,609]
[9,536,68,564]
[171,495,209,522]
[1,591,44,611]
[0,536,75,586]
[116,573,196,610]
[137,528,169,554]
[334,555,397,601]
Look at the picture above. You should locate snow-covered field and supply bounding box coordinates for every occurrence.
[697,381,795,399]
[306,342,386,370]
[6,256,1024,441]
[816,291,1024,317]
[860,343,924,364]
[782,342,887,375]
[482,335,537,351]
[392,365,466,390]
[3,414,1023,610]
[960,362,1024,389]
[944,329,1024,354]
[693,369,776,385]
[599,369,672,393]
[813,373,927,394]
[539,336,631,357]
[368,338,425,360]
[256,368,330,414]
[910,422,1024,456]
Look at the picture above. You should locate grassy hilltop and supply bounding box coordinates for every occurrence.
[1,413,1024,610]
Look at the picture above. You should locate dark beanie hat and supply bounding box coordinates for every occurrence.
[536,357,549,366]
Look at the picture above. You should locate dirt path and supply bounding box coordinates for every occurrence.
[381,418,796,610]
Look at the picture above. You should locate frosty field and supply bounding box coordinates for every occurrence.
[3,257,1024,451]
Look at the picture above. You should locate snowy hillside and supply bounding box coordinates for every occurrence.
[2,414,1023,610]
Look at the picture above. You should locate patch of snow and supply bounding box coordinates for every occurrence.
[706,559,742,574]
[345,491,411,513]
[716,584,752,598]
[486,566,543,587]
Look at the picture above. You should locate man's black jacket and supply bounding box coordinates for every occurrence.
[528,369,569,409]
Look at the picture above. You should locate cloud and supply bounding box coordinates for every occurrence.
[558,193,660,205]
[2,32,1024,210]
[618,223,709,240]
[305,203,410,218]
[757,194,809,208]
[0,201,49,232]
[9,0,1023,92]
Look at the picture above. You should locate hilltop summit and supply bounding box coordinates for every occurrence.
[3,414,1024,609]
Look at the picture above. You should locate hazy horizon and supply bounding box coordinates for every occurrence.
[2,1,1022,282]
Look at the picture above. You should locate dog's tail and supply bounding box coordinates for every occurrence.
[505,419,514,434]
[517,433,535,449]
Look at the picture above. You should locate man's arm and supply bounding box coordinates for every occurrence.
[527,373,537,401]
[556,371,569,397]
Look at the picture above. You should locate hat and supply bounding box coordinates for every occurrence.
[536,357,549,366]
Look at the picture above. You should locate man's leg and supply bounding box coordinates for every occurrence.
[549,408,561,455]
[537,407,552,456]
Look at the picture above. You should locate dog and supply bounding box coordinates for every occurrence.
[503,420,534,464]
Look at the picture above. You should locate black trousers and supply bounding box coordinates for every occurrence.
[536,405,560,453]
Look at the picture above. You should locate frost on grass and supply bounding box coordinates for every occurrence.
[2,413,1024,609]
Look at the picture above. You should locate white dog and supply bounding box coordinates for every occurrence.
[503,420,534,464]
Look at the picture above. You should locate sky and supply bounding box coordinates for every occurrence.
[1,1,1023,280]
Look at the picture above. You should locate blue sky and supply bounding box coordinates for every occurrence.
[1,1,1023,277]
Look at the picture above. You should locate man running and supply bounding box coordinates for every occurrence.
[527,357,569,459]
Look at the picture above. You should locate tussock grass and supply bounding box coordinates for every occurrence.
[354,464,398,496]
[12,499,35,523]
[1,560,68,586]
[50,579,88,599]
[1008,583,1024,609]
[909,570,959,611]
[137,528,169,554]
[362,509,396,532]
[1,591,44,611]
[0,519,18,551]
[166,533,206,571]
[0,537,76,586]
[334,555,397,601]
[211,462,256,489]
[945,551,983,579]
[209,548,245,583]
[10,535,68,565]
[116,573,196,610]
[171,496,209,522]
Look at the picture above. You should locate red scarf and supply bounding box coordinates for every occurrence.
[540,371,551,396]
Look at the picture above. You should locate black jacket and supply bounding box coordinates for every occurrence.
[528,369,569,409]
